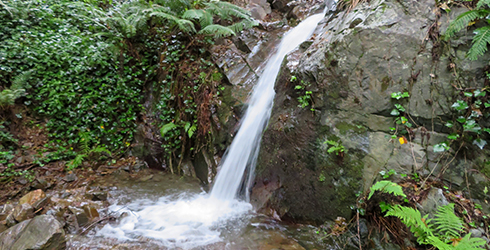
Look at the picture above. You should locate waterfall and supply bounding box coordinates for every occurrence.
[95,11,327,249]
[210,12,326,201]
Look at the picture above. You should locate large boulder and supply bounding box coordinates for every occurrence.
[0,215,66,250]
[252,0,490,222]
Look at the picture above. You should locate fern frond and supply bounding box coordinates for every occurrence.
[445,9,490,38]
[454,234,487,250]
[477,0,490,9]
[468,26,490,60]
[183,9,213,28]
[368,180,407,199]
[205,1,252,21]
[433,203,464,240]
[198,24,236,38]
[66,154,87,171]
[150,11,196,33]
[385,204,432,243]
[90,145,111,156]
[228,19,259,33]
[426,235,452,250]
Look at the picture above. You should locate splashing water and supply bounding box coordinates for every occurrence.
[96,11,325,250]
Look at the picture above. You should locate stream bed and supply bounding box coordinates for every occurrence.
[67,170,337,250]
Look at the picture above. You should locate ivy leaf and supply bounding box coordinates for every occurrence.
[433,142,450,152]
[451,100,469,111]
[447,133,459,140]
[456,117,466,123]
[390,109,400,116]
[464,92,474,97]
[395,104,405,112]
[475,89,486,97]
[473,138,487,149]
[445,121,454,128]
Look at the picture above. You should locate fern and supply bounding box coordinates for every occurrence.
[385,204,433,244]
[477,0,490,9]
[368,180,407,199]
[453,234,487,249]
[432,203,464,241]
[182,9,213,28]
[369,181,486,249]
[67,132,111,171]
[150,10,196,33]
[198,24,236,37]
[468,25,490,60]
[445,9,490,38]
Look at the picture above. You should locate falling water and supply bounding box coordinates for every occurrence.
[95,11,325,250]
[210,12,326,200]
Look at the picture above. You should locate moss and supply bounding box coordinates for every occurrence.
[335,122,367,135]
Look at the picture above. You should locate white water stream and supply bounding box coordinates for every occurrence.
[96,12,325,249]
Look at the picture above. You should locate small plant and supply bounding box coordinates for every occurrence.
[389,91,412,143]
[294,81,313,109]
[324,140,345,156]
[445,0,490,60]
[66,132,111,171]
[368,181,486,249]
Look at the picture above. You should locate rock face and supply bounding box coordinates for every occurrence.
[0,215,66,250]
[252,0,490,222]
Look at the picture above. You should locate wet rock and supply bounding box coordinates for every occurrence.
[272,0,295,12]
[1,204,14,214]
[5,213,17,227]
[0,220,7,233]
[0,215,66,250]
[90,191,108,201]
[181,159,196,178]
[31,178,51,190]
[12,203,34,223]
[249,0,271,20]
[82,205,99,221]
[69,206,89,228]
[19,189,46,206]
[33,197,50,211]
[63,173,77,182]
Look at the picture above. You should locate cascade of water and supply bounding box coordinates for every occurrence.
[95,10,327,249]
[210,12,326,201]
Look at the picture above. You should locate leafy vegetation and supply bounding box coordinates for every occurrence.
[445,0,490,60]
[368,181,486,249]
[0,0,255,172]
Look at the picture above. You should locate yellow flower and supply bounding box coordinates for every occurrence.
[399,137,407,145]
[100,125,104,129]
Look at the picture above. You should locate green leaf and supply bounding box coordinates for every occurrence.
[433,142,449,152]
[188,125,196,138]
[368,180,406,200]
[390,109,400,116]
[451,100,469,111]
[160,123,177,137]
[473,138,487,149]
[448,133,459,140]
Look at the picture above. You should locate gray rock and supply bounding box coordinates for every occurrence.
[417,188,449,216]
[253,0,490,222]
[0,215,66,250]
[12,203,34,223]
[63,173,77,182]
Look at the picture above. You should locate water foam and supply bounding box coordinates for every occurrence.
[96,193,252,249]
